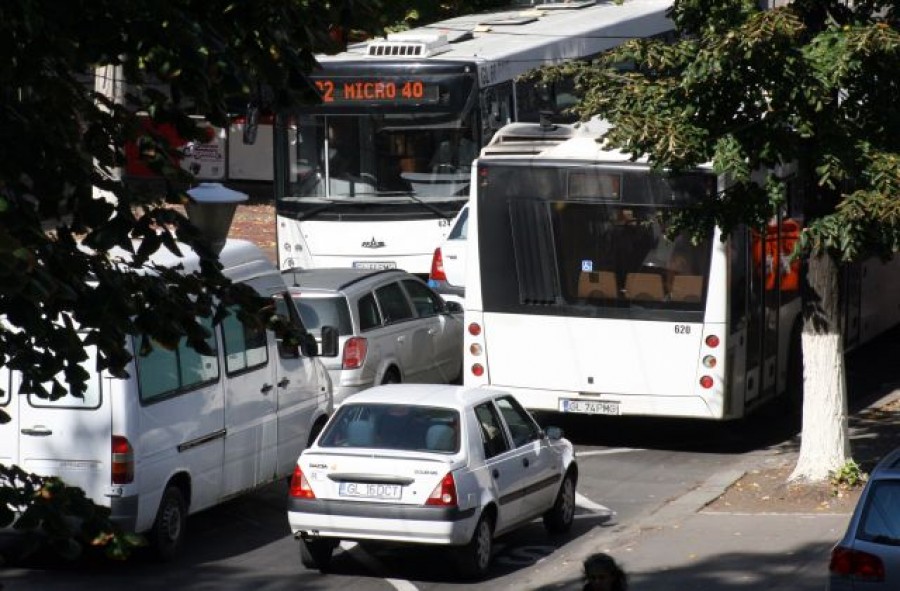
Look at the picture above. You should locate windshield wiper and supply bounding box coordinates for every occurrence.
[398,192,452,221]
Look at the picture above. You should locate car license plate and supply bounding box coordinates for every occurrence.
[338,482,402,500]
[559,398,620,416]
[352,261,397,270]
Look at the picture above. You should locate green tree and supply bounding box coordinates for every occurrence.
[0,0,337,561]
[550,0,900,482]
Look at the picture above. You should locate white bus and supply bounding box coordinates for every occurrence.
[462,119,900,420]
[273,0,675,276]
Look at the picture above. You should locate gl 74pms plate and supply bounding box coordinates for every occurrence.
[338,482,402,500]
[559,398,620,416]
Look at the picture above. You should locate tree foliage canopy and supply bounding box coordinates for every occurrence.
[545,0,900,260]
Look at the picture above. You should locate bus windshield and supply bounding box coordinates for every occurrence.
[477,163,717,320]
[289,112,477,204]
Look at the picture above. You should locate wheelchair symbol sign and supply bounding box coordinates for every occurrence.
[581,260,593,272]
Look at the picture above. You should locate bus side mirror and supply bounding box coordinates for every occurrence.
[319,325,340,357]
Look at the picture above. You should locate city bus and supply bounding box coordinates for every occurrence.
[461,118,900,420]
[272,0,675,276]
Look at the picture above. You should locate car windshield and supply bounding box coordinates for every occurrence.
[292,295,353,336]
[319,403,460,453]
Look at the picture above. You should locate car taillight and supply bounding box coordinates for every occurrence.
[426,472,458,507]
[342,336,368,369]
[830,546,885,581]
[289,465,316,499]
[111,435,134,485]
[430,248,447,282]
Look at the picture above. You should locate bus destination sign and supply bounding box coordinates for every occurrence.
[314,79,440,104]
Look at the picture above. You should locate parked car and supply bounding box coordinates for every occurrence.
[286,383,578,579]
[828,448,900,589]
[428,203,468,305]
[283,268,464,405]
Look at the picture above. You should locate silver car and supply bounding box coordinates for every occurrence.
[828,448,900,589]
[428,203,468,306]
[283,268,464,405]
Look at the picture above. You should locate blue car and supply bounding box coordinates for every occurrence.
[829,448,900,589]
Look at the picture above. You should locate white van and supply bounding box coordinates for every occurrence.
[0,239,337,559]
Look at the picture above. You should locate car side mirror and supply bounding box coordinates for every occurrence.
[298,332,319,358]
[444,301,464,314]
[319,325,340,357]
[544,426,564,441]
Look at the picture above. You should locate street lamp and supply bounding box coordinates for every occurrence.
[185,182,248,255]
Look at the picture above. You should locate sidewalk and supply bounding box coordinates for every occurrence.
[530,386,900,591]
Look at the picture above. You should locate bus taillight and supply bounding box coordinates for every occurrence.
[702,355,717,368]
[470,343,483,356]
[471,363,485,377]
[699,375,714,389]
[468,322,482,336]
[705,335,720,348]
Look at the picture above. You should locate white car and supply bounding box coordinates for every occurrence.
[284,268,464,405]
[428,203,468,305]
[286,383,578,579]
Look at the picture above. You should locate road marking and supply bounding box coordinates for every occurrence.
[576,492,615,515]
[576,447,641,458]
[339,541,420,591]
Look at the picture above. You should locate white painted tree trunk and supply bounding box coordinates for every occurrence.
[790,251,850,483]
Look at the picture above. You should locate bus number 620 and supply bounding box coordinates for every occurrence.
[674,325,691,334]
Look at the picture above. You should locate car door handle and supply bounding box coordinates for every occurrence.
[278,377,290,388]
[492,469,499,479]
[260,383,274,394]
[397,335,406,343]
[427,328,437,335]
[522,458,530,468]
[21,426,52,437]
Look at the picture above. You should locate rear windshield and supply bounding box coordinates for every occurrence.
[293,295,353,336]
[448,205,468,240]
[858,480,900,545]
[319,403,460,453]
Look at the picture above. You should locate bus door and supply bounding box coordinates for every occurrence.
[481,81,513,144]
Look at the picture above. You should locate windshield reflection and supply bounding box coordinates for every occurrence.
[290,114,477,202]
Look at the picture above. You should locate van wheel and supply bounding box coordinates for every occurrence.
[151,485,187,561]
[457,513,493,580]
[299,538,337,572]
[543,472,576,534]
[381,368,401,385]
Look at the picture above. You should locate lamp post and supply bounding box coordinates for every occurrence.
[185,183,248,255]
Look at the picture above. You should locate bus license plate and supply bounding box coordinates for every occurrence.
[353,261,397,270]
[338,482,402,500]
[559,399,620,416]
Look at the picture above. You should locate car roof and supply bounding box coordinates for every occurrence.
[338,384,507,410]
[282,267,411,293]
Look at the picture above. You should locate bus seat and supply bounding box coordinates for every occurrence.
[578,271,618,299]
[670,275,703,302]
[624,273,665,301]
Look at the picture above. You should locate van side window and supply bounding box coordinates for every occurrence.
[222,308,269,374]
[358,293,382,332]
[375,282,414,324]
[137,317,219,403]
[27,343,103,409]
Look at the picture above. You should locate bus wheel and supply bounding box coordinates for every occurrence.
[151,485,187,561]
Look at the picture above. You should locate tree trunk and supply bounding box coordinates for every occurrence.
[790,251,850,483]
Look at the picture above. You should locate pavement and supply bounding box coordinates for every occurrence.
[524,386,900,591]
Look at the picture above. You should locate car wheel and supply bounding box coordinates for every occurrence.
[151,485,187,561]
[381,368,401,385]
[543,472,576,534]
[299,538,337,572]
[457,513,493,580]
